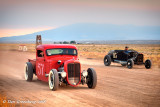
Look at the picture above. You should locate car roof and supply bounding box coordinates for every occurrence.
[36,44,77,50]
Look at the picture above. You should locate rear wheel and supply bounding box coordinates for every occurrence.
[104,55,111,66]
[127,59,134,69]
[49,69,59,91]
[145,59,152,69]
[25,62,33,81]
[87,68,97,89]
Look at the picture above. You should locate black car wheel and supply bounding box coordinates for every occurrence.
[25,62,33,81]
[87,68,97,89]
[104,55,111,66]
[145,59,152,69]
[49,69,59,91]
[127,59,134,69]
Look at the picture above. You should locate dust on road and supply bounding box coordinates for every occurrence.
[0,50,160,107]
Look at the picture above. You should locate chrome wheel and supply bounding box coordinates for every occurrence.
[25,64,28,80]
[48,69,59,91]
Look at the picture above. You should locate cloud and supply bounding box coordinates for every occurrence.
[0,27,56,37]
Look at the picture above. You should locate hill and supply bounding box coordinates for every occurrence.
[0,23,160,43]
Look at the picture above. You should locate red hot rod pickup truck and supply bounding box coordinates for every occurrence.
[25,44,97,91]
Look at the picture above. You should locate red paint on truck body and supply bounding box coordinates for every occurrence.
[29,44,81,85]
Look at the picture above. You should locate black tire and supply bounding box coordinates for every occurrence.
[104,55,111,66]
[87,68,97,89]
[127,59,134,69]
[145,59,152,69]
[25,62,33,81]
[48,69,59,91]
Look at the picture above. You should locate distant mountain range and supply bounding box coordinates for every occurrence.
[0,23,160,44]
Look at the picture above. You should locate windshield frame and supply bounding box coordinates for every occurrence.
[46,48,78,56]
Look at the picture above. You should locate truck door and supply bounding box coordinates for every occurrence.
[36,50,45,80]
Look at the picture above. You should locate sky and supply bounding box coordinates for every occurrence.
[0,0,160,37]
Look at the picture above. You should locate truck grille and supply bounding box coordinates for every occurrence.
[67,63,80,85]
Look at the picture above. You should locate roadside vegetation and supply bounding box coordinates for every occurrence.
[0,43,160,67]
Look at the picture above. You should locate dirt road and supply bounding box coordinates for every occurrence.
[0,50,160,107]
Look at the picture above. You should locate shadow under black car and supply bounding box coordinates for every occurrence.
[107,64,145,69]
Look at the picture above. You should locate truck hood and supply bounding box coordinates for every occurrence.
[46,55,79,71]
[46,55,78,62]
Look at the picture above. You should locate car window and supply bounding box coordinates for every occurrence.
[37,50,44,57]
[46,48,77,56]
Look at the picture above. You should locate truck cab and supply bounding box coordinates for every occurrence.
[35,44,78,82]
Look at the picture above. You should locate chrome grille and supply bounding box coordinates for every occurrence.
[67,63,80,85]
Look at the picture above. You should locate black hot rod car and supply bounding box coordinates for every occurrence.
[104,49,152,69]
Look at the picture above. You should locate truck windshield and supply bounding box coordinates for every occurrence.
[46,48,77,56]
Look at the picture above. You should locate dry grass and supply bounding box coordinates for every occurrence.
[0,43,160,67]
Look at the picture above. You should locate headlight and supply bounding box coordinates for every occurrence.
[82,70,88,77]
[58,60,61,64]
[61,71,66,78]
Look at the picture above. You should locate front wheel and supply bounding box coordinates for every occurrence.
[145,59,152,69]
[86,68,97,89]
[104,55,111,66]
[127,59,134,69]
[48,69,59,91]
